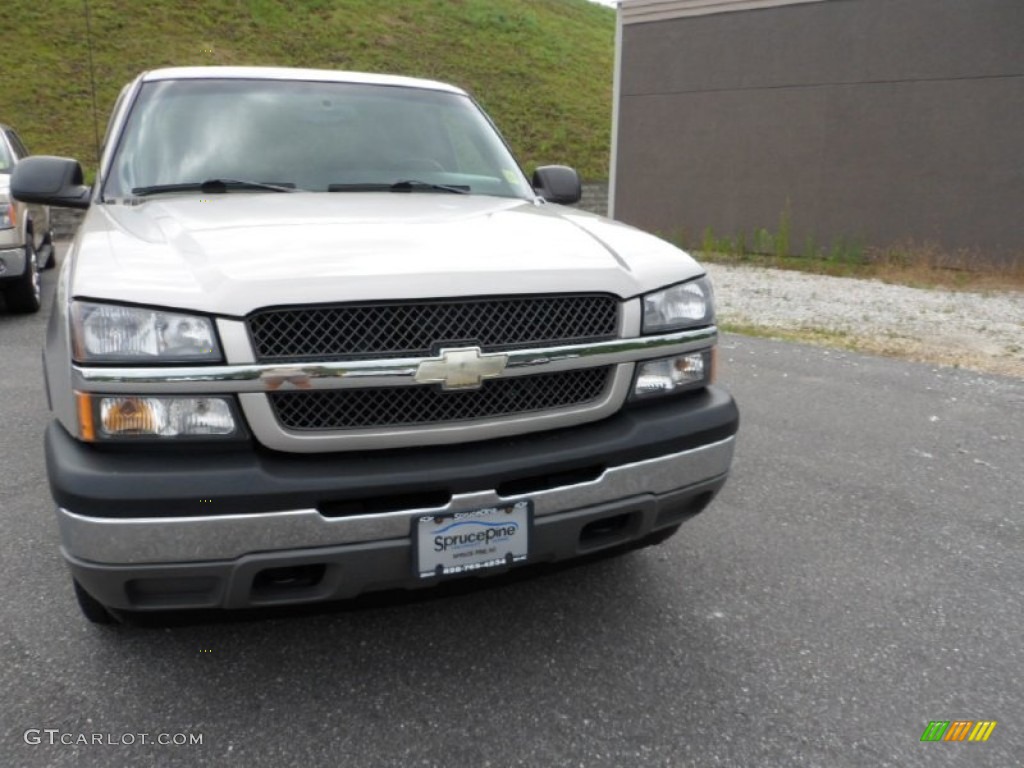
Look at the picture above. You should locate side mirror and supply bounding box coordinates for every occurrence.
[532,165,582,205]
[11,156,91,209]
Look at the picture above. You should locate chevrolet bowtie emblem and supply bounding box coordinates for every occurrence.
[415,347,509,390]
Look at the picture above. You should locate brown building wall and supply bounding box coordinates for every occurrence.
[612,0,1024,262]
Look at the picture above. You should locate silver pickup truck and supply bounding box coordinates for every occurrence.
[0,123,54,313]
[13,67,738,623]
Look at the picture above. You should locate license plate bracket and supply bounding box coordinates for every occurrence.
[414,500,531,580]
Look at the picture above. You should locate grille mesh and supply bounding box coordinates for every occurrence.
[248,296,618,361]
[270,367,612,430]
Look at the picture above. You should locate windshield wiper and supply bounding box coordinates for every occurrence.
[392,179,470,194]
[327,180,470,194]
[131,179,299,196]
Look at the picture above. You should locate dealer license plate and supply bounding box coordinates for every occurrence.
[415,500,531,580]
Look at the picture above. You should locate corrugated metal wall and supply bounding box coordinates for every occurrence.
[612,0,1024,263]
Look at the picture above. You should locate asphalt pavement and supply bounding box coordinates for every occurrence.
[1,249,1021,767]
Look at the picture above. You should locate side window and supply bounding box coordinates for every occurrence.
[6,130,30,160]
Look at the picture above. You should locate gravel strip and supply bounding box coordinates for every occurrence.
[706,263,1024,377]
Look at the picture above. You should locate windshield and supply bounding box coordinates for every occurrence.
[0,139,11,174]
[102,78,534,200]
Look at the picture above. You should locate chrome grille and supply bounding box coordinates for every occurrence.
[248,295,619,361]
[270,367,612,430]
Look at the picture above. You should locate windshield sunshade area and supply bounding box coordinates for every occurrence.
[102,78,534,200]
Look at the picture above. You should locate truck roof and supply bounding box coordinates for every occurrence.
[140,66,467,95]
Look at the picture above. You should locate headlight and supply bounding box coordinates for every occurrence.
[76,393,240,441]
[71,302,222,363]
[0,202,14,230]
[642,277,714,334]
[631,350,714,400]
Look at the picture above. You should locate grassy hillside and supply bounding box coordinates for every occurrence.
[1,0,615,180]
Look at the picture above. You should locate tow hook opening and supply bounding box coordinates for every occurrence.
[579,511,641,549]
[251,564,326,598]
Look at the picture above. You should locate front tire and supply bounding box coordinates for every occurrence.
[73,579,117,624]
[3,240,41,313]
[40,229,56,270]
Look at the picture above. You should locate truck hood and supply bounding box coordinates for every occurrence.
[69,193,703,317]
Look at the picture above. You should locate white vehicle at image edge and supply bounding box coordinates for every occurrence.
[12,67,739,623]
[0,124,55,313]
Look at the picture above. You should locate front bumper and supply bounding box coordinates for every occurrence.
[51,387,738,610]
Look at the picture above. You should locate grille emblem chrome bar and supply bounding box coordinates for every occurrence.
[414,347,509,390]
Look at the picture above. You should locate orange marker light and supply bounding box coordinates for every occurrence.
[76,392,96,442]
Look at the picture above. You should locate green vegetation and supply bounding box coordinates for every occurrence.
[720,321,1024,378]
[1,0,615,179]
[720,321,859,351]
[674,207,1024,292]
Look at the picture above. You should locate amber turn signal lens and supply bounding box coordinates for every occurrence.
[101,397,161,435]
